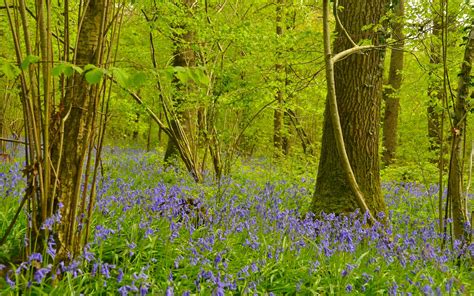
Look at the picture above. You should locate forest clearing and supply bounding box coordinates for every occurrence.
[0,0,473,295]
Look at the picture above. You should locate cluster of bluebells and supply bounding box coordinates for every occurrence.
[1,149,473,295]
[0,162,25,199]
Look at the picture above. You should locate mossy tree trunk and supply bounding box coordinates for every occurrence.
[312,0,388,216]
[273,0,285,156]
[446,25,474,241]
[427,6,445,165]
[164,0,196,163]
[382,0,405,166]
[54,0,108,259]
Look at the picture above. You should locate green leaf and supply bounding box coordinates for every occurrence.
[83,64,96,71]
[127,71,147,88]
[0,60,20,79]
[52,63,75,77]
[63,65,74,76]
[71,64,83,74]
[191,68,210,87]
[20,55,40,70]
[174,67,190,84]
[52,63,65,76]
[85,68,103,84]
[109,67,129,87]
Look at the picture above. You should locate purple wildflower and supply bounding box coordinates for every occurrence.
[118,285,130,296]
[117,268,124,283]
[445,278,453,293]
[41,216,55,230]
[92,263,99,277]
[421,284,433,295]
[101,263,114,278]
[140,284,149,295]
[165,285,174,296]
[389,281,398,296]
[250,262,258,273]
[15,262,28,274]
[6,271,15,288]
[82,244,94,262]
[34,265,51,283]
[29,253,43,263]
[47,236,56,259]
[346,284,353,292]
[212,286,225,296]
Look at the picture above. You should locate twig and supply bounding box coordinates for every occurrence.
[0,137,27,145]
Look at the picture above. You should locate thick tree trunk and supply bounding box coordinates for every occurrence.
[382,0,405,166]
[447,25,474,240]
[312,0,388,216]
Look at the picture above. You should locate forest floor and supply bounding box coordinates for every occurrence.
[0,147,473,295]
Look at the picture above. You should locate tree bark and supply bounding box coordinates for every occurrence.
[273,0,284,156]
[312,0,388,216]
[427,8,444,163]
[446,25,474,240]
[55,0,107,259]
[382,0,405,166]
[164,0,196,163]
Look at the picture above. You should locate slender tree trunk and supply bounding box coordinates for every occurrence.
[312,0,388,216]
[273,0,284,156]
[427,6,444,163]
[382,0,405,166]
[285,109,313,154]
[447,25,474,240]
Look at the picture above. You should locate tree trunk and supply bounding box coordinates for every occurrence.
[55,0,107,259]
[427,10,444,164]
[446,25,474,240]
[273,0,284,156]
[382,0,405,166]
[164,0,196,163]
[285,109,313,154]
[312,0,388,216]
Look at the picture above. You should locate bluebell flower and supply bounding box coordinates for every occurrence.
[79,244,93,262]
[29,253,43,263]
[212,286,225,296]
[6,271,15,288]
[41,216,55,230]
[91,263,98,277]
[16,262,28,274]
[118,285,130,296]
[140,284,149,296]
[250,262,258,273]
[101,263,114,278]
[117,268,124,283]
[445,277,453,293]
[34,265,51,283]
[421,284,433,295]
[345,284,353,293]
[165,285,174,296]
[47,236,56,259]
[144,228,154,238]
[388,281,398,296]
